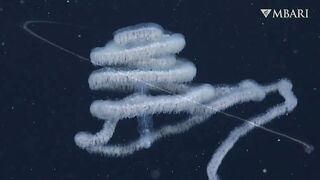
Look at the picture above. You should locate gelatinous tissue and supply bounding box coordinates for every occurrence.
[73,23,311,180]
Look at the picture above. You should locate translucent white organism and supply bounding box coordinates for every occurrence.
[22,21,314,180]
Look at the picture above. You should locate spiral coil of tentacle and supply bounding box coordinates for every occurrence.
[74,23,305,180]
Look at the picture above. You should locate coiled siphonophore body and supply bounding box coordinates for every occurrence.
[72,23,311,180]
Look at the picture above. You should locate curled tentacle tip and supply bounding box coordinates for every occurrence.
[74,132,93,149]
[304,145,315,154]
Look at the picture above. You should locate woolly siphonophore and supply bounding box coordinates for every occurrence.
[22,21,313,180]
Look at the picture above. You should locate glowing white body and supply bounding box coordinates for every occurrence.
[72,23,303,180]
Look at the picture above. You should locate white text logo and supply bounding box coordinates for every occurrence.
[260,9,309,18]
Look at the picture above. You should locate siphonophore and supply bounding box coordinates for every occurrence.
[22,21,314,180]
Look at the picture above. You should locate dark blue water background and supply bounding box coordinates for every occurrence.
[0,0,319,180]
